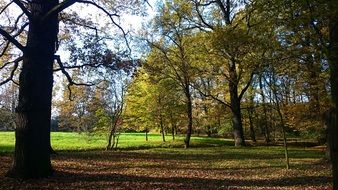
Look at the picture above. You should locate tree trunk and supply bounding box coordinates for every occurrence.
[207,126,212,137]
[160,115,165,142]
[228,60,245,146]
[248,108,256,143]
[184,86,193,148]
[275,98,290,169]
[145,130,148,141]
[106,122,115,150]
[259,75,271,143]
[328,1,338,188]
[171,124,175,140]
[271,71,290,169]
[6,0,59,179]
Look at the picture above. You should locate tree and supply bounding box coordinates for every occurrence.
[145,1,199,148]
[100,73,130,150]
[328,0,338,188]
[0,0,144,179]
[124,69,156,140]
[57,79,95,132]
[0,83,18,130]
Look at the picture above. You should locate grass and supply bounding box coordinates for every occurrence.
[0,131,332,189]
[0,131,235,152]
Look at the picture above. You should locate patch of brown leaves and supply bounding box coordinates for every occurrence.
[0,150,332,190]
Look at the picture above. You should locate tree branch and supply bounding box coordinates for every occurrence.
[46,0,131,53]
[0,57,22,86]
[13,0,32,20]
[0,41,10,57]
[0,1,13,15]
[192,83,231,108]
[0,28,25,52]
[194,1,214,30]
[42,0,78,20]
[239,71,255,101]
[54,55,95,87]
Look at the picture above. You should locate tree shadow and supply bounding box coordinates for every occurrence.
[52,149,323,163]
[47,170,331,189]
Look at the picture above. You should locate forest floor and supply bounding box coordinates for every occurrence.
[0,146,332,190]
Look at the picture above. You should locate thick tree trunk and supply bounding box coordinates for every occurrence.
[6,0,59,179]
[228,61,245,146]
[328,1,338,188]
[230,100,245,146]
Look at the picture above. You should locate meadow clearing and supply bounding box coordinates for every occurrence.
[0,132,332,189]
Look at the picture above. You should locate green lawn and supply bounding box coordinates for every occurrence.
[0,131,235,152]
[0,131,325,161]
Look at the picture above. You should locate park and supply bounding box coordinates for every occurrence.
[0,0,338,189]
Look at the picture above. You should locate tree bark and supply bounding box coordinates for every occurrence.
[171,124,175,140]
[6,0,59,179]
[259,75,271,143]
[248,108,256,143]
[228,60,245,146]
[184,86,193,148]
[160,115,166,142]
[328,1,338,188]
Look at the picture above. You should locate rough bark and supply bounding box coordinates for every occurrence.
[328,1,338,188]
[228,60,246,146]
[6,0,59,179]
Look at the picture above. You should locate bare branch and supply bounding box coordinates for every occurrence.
[53,62,104,71]
[0,28,25,52]
[0,41,10,57]
[60,13,100,35]
[238,71,255,101]
[0,1,13,15]
[9,12,25,33]
[0,56,22,86]
[47,0,131,52]
[54,55,95,87]
[192,83,231,108]
[194,0,214,30]
[13,0,32,19]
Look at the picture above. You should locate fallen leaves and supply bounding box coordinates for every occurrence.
[0,147,332,190]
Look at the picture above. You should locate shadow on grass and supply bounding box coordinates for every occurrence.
[0,169,331,190]
[48,170,331,189]
[0,145,13,155]
[52,147,324,163]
